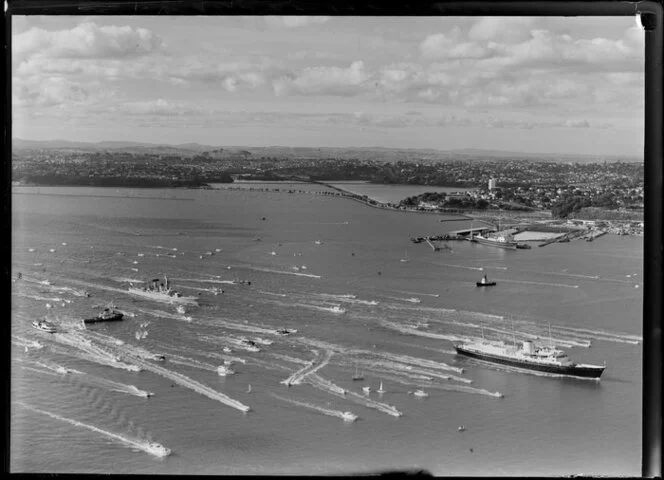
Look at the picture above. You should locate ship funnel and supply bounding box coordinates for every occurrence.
[522,341,534,354]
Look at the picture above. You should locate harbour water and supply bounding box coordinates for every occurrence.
[11,184,642,475]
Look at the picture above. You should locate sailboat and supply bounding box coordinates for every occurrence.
[400,249,409,262]
[247,384,252,393]
[352,365,364,381]
[377,381,386,394]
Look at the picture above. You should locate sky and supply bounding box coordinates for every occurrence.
[12,15,645,156]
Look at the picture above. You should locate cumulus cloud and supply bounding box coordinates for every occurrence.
[273,60,371,96]
[14,22,163,60]
[118,99,200,117]
[13,76,104,108]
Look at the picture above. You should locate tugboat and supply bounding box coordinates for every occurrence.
[32,319,57,333]
[84,304,124,324]
[476,275,497,287]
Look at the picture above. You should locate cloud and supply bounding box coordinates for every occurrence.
[468,17,536,43]
[264,16,331,29]
[273,60,371,96]
[117,99,201,117]
[14,22,162,60]
[13,76,107,108]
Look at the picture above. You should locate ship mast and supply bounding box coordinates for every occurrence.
[511,317,516,348]
[548,322,553,349]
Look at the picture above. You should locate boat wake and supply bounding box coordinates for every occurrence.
[269,392,358,422]
[493,278,579,289]
[15,402,171,457]
[127,357,250,412]
[240,266,321,279]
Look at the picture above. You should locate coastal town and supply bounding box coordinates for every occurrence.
[12,144,644,238]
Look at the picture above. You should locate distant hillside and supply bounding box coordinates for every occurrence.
[12,138,641,163]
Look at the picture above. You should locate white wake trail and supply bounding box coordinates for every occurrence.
[269,392,358,422]
[15,402,171,457]
[127,357,250,412]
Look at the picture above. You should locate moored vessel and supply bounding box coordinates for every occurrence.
[471,231,518,250]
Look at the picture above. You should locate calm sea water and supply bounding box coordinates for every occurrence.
[11,185,642,476]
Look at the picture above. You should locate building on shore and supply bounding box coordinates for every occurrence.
[488,178,497,191]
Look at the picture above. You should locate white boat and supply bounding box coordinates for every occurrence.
[223,347,232,353]
[341,411,358,422]
[413,389,428,397]
[128,276,199,305]
[146,442,171,457]
[458,425,466,431]
[400,249,409,262]
[405,297,421,304]
[362,386,371,393]
[246,384,252,393]
[253,337,273,345]
[175,305,186,315]
[217,365,235,376]
[377,381,386,394]
[329,305,346,314]
[32,319,57,333]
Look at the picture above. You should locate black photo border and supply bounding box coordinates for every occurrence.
[4,1,662,477]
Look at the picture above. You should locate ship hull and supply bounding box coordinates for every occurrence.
[472,237,518,250]
[84,314,124,324]
[455,346,604,378]
[128,288,199,305]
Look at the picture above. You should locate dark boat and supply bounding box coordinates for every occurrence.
[352,365,364,381]
[476,275,496,287]
[84,307,124,324]
[455,340,605,379]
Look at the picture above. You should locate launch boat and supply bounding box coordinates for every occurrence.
[84,305,124,324]
[455,339,605,379]
[128,276,199,305]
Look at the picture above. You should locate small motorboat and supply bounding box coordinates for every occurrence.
[217,365,235,376]
[362,386,371,394]
[341,411,358,422]
[32,319,57,333]
[413,389,429,398]
[458,425,466,432]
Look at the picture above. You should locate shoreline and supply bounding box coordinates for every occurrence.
[12,183,643,236]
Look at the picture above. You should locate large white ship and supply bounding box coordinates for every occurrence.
[128,276,199,305]
[455,339,605,379]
